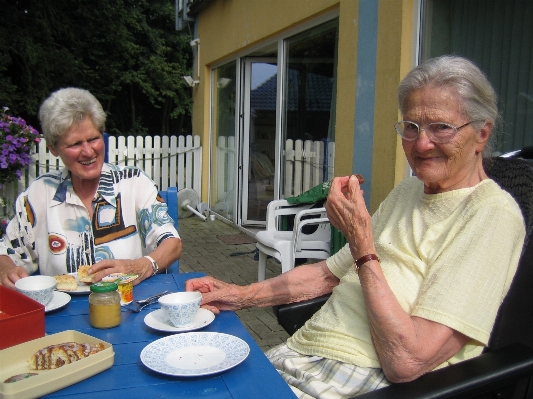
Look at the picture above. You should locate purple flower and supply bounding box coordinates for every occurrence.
[0,108,40,185]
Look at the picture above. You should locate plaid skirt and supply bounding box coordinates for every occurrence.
[266,344,390,399]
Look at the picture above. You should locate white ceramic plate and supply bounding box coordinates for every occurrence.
[140,332,250,377]
[56,272,91,295]
[144,308,215,333]
[45,291,71,312]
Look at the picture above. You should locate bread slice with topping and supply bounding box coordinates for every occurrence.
[77,265,94,284]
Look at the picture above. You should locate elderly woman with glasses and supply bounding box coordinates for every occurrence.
[185,55,525,398]
[0,88,182,288]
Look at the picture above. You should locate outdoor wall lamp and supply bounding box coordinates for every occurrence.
[188,38,201,86]
[182,76,199,87]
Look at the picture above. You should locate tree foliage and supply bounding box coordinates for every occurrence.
[0,0,192,136]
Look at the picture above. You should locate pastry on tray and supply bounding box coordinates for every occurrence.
[29,342,105,370]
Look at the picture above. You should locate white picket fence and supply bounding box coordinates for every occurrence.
[2,135,335,219]
[1,135,203,211]
[215,138,335,204]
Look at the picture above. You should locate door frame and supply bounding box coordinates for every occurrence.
[240,57,279,226]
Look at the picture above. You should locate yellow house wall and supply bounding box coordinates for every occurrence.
[192,0,415,212]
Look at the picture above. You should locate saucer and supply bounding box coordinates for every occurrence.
[45,291,71,312]
[144,308,215,332]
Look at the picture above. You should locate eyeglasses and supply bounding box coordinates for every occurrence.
[394,120,481,144]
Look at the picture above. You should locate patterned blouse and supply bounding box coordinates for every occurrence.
[0,163,180,276]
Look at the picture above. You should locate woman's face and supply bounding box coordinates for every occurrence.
[48,117,105,189]
[402,86,490,194]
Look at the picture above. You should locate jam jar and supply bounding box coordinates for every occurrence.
[89,282,121,328]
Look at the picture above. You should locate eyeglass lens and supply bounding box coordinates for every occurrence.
[396,122,456,142]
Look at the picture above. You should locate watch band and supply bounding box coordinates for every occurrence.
[144,255,159,276]
[353,254,380,274]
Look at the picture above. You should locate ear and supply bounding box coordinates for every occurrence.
[475,121,492,153]
[47,144,58,157]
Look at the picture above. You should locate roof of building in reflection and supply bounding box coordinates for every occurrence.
[251,70,333,112]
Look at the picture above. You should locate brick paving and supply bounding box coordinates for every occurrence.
[177,216,290,352]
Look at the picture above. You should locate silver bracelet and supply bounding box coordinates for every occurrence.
[144,255,159,277]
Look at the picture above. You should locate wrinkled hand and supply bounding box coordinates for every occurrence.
[88,258,152,285]
[185,276,246,315]
[325,175,375,260]
[0,265,29,289]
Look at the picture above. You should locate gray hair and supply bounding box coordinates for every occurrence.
[398,55,500,156]
[38,88,106,148]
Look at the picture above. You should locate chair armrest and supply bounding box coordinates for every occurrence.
[293,217,330,252]
[293,207,327,224]
[273,294,331,336]
[266,200,312,230]
[357,343,533,399]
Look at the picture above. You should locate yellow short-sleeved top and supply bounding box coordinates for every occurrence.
[288,177,525,369]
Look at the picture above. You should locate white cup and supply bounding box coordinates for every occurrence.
[15,275,57,306]
[158,292,202,327]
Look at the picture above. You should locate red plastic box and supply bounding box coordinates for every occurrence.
[0,285,45,350]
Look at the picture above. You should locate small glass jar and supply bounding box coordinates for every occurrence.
[89,282,121,329]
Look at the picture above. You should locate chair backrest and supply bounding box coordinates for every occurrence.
[483,157,533,351]
[158,186,180,273]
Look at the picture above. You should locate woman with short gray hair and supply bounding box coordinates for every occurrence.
[0,87,182,288]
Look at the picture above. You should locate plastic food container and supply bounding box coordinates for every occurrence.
[0,330,114,399]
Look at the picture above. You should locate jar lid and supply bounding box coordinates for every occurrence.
[90,282,118,292]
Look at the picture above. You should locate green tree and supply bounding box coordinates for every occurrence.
[0,0,192,136]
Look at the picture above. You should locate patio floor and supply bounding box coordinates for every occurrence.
[177,215,290,352]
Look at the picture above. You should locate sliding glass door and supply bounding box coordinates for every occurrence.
[210,18,339,226]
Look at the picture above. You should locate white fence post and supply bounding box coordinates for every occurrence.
[177,135,185,191]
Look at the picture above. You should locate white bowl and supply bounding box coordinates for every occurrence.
[158,292,202,327]
[15,275,57,306]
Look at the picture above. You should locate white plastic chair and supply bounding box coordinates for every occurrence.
[255,199,331,281]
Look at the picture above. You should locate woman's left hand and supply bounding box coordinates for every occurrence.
[87,258,153,285]
[325,175,375,259]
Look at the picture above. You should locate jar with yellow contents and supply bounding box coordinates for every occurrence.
[89,282,121,328]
